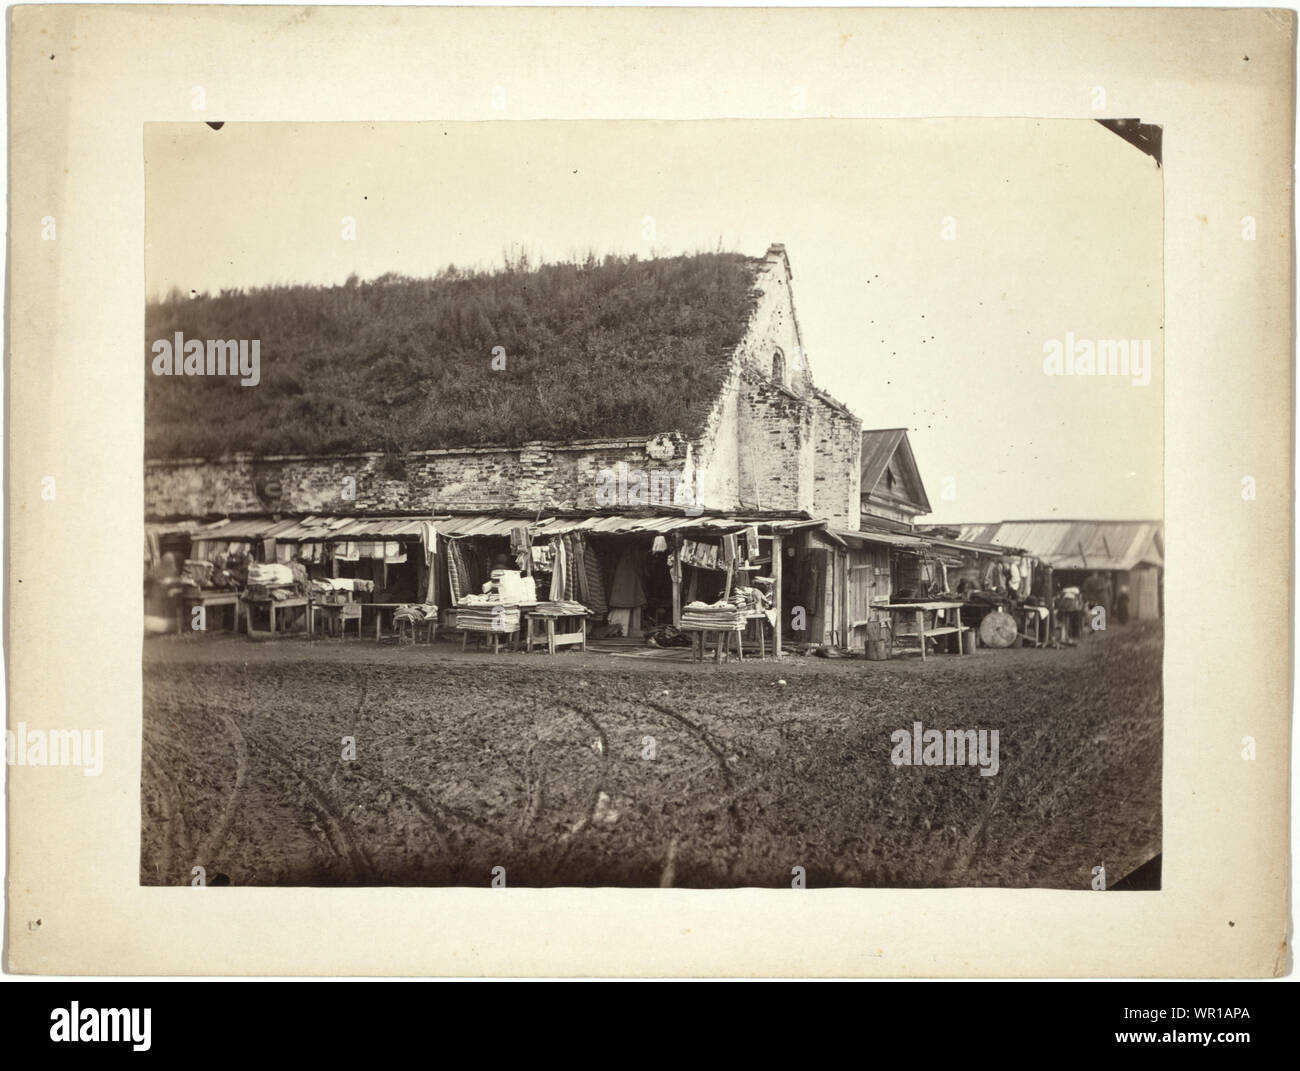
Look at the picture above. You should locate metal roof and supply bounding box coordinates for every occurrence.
[186,512,830,544]
[436,515,533,538]
[834,527,927,547]
[193,517,301,541]
[949,520,1163,570]
[532,514,808,537]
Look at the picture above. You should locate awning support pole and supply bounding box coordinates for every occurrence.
[772,533,784,659]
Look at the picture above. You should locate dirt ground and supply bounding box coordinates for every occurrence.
[141,620,1163,889]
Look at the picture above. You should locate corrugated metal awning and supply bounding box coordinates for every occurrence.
[531,514,809,537]
[194,517,301,541]
[836,527,927,547]
[435,515,536,538]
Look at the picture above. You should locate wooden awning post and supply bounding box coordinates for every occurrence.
[771,533,783,659]
[671,537,682,628]
[1045,565,1055,644]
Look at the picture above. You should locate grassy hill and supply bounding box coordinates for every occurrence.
[145,252,763,459]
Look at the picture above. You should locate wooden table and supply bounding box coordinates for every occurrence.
[681,627,745,663]
[742,610,773,658]
[310,600,359,638]
[522,610,589,654]
[360,602,417,642]
[176,590,242,635]
[450,605,523,653]
[880,601,969,661]
[244,596,310,637]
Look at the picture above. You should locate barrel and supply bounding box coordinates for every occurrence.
[962,629,977,654]
[866,638,890,661]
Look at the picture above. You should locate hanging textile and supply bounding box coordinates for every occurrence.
[548,537,567,601]
[564,534,582,603]
[420,521,439,564]
[509,525,532,573]
[446,538,468,603]
[421,525,439,604]
[580,536,608,615]
[743,526,760,560]
[383,541,407,564]
[610,544,647,609]
[571,535,589,605]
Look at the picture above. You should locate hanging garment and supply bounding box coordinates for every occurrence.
[262,537,276,561]
[565,534,582,603]
[982,561,1000,590]
[720,533,739,564]
[276,543,295,563]
[609,545,647,608]
[509,525,532,572]
[651,535,668,554]
[420,521,439,565]
[743,526,761,560]
[572,536,589,605]
[580,536,608,614]
[548,537,567,601]
[446,539,468,603]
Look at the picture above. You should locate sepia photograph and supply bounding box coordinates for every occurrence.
[5,0,1292,987]
[141,118,1164,891]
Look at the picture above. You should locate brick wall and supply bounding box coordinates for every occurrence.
[734,369,815,513]
[810,394,863,530]
[145,435,691,518]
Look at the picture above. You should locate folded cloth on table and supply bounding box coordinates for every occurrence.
[247,562,295,587]
[393,603,438,624]
[680,599,747,631]
[323,577,374,593]
[531,601,590,617]
[456,603,520,632]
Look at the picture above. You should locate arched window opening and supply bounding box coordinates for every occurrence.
[772,349,786,386]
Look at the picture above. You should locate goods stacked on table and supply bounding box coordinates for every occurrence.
[530,600,589,617]
[680,598,748,631]
[456,603,521,633]
[486,569,536,604]
[245,562,299,601]
[393,603,438,626]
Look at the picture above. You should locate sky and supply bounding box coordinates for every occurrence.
[145,119,1164,524]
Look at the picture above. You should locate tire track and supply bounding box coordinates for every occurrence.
[194,713,249,868]
[242,729,376,883]
[541,704,612,883]
[639,698,747,881]
[141,750,186,883]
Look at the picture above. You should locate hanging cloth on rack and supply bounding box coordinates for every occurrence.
[610,544,647,609]
[548,537,567,601]
[579,535,608,614]
[446,539,468,603]
[510,524,532,573]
